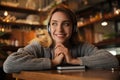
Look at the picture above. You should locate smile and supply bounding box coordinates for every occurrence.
[55,34,66,38]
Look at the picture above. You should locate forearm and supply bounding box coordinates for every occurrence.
[80,50,119,68]
[3,52,51,73]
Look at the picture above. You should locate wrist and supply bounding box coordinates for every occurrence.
[69,58,82,65]
[51,60,57,67]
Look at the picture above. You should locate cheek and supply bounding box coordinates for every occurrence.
[66,28,72,36]
[50,28,53,33]
[50,28,55,37]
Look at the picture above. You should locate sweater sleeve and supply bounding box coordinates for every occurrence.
[79,42,119,69]
[3,41,51,73]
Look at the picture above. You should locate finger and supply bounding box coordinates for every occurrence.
[54,49,63,57]
[54,48,66,57]
[59,53,64,58]
[55,52,62,57]
[57,53,64,59]
[54,46,63,53]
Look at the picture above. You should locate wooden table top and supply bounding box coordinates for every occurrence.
[13,69,120,80]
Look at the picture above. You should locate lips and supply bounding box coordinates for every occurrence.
[55,34,66,38]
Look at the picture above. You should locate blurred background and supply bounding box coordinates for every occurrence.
[0,0,120,80]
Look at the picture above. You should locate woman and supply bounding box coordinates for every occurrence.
[3,5,119,73]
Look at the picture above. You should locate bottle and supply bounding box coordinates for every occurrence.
[14,39,19,47]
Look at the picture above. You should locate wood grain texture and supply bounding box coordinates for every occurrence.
[13,69,120,80]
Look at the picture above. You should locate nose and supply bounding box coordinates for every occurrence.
[57,24,63,32]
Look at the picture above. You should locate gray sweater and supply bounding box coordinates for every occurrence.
[3,41,119,73]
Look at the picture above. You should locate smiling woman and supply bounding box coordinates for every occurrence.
[47,5,80,45]
[50,11,73,44]
[3,5,119,73]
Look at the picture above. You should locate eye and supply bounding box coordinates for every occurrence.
[51,22,57,26]
[63,22,71,27]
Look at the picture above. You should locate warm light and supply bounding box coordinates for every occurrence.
[113,7,120,15]
[1,28,5,32]
[4,11,8,16]
[109,51,117,56]
[101,21,108,26]
[115,10,119,14]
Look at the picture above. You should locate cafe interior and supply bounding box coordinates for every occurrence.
[0,0,120,80]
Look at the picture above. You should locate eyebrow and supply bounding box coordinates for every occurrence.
[51,20,58,22]
[51,20,71,22]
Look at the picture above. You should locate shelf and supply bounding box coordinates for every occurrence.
[0,4,47,29]
[0,21,45,29]
[75,0,108,16]
[76,0,120,28]
[0,4,43,14]
[94,37,120,48]
[0,21,41,27]
[78,12,120,28]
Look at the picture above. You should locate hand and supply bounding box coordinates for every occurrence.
[51,53,64,67]
[51,44,64,67]
[54,43,81,65]
[54,44,64,57]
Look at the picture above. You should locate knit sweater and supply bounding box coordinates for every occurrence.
[3,41,119,73]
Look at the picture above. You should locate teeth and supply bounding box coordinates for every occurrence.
[56,34,64,37]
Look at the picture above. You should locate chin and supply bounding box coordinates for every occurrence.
[55,40,65,44]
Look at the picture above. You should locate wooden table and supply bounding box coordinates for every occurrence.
[13,69,120,80]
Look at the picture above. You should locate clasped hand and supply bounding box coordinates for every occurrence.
[51,43,81,67]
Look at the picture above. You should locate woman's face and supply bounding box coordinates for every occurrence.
[50,11,72,44]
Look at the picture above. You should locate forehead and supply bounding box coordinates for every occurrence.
[51,11,70,21]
